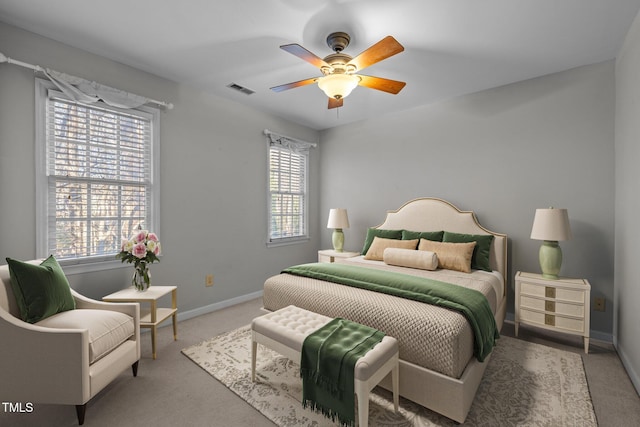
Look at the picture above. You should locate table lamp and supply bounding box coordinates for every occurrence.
[530,207,572,279]
[327,208,349,252]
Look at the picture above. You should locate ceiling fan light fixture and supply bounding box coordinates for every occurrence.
[272,33,405,109]
[317,74,361,100]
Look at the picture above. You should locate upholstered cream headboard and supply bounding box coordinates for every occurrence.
[375,198,508,289]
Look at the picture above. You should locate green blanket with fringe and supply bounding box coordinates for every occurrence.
[283,262,499,362]
[300,317,385,427]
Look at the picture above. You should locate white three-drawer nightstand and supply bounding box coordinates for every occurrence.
[318,249,360,263]
[514,271,591,353]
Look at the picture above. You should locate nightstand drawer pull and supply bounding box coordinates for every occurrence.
[545,301,556,312]
[545,314,555,326]
[545,287,556,298]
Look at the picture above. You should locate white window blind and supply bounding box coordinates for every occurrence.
[266,130,314,245]
[36,79,159,268]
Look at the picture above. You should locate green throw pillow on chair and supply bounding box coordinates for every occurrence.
[6,255,76,323]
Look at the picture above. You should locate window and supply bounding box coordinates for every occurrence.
[266,131,314,246]
[35,79,160,271]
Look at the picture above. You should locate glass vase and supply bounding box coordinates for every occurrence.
[132,265,151,292]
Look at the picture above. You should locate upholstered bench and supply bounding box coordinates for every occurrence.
[251,305,399,427]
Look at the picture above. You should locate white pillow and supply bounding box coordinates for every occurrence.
[383,247,438,271]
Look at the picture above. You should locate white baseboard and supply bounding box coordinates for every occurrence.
[590,329,613,343]
[158,299,617,345]
[139,290,263,333]
[615,343,640,395]
[176,290,264,322]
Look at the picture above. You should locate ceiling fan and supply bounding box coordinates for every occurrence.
[270,32,406,109]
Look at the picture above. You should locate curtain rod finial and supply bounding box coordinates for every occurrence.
[0,52,7,63]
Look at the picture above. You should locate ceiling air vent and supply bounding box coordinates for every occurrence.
[227,83,255,95]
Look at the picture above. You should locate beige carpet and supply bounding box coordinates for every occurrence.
[182,325,597,426]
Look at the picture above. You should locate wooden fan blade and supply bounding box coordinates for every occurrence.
[357,75,406,94]
[348,36,404,72]
[328,97,344,109]
[270,77,319,93]
[280,44,329,69]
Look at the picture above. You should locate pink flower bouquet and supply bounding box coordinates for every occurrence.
[116,230,161,290]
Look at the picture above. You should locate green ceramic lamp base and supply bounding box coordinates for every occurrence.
[539,240,562,279]
[332,228,344,252]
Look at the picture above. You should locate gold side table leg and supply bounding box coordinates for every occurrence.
[172,314,177,341]
[151,300,157,359]
[172,289,178,340]
[151,325,157,360]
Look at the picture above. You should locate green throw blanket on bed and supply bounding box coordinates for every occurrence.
[283,262,499,362]
[300,317,385,427]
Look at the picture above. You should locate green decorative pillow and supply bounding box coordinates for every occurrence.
[361,228,403,255]
[6,255,76,323]
[402,230,444,242]
[442,231,494,272]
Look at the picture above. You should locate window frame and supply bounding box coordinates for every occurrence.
[266,137,311,247]
[35,78,160,274]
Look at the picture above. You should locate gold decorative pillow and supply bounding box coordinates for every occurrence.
[418,239,476,273]
[364,237,419,261]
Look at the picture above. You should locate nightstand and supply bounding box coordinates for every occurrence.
[514,271,590,353]
[318,249,360,263]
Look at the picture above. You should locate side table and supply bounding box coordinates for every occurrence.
[318,249,360,263]
[103,286,177,359]
[514,271,590,353]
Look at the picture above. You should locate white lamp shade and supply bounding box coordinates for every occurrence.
[530,208,572,241]
[317,74,360,99]
[327,208,349,229]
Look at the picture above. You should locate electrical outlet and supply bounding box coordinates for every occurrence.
[594,297,605,312]
[206,274,214,287]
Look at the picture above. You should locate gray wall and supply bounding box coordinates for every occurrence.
[0,19,627,352]
[319,61,616,340]
[0,22,321,314]
[615,10,640,393]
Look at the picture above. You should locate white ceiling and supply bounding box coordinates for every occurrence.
[1,0,639,130]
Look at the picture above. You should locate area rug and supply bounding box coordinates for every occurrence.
[182,326,597,426]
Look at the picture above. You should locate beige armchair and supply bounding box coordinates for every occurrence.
[0,260,140,425]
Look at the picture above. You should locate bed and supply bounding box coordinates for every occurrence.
[262,198,507,423]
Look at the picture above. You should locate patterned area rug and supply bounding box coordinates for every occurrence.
[182,326,597,426]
